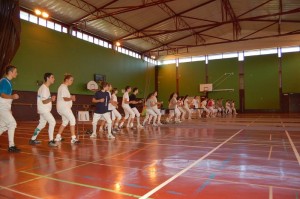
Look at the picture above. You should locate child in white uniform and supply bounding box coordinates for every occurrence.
[111,88,122,130]
[119,86,135,128]
[55,74,80,144]
[0,65,20,152]
[200,98,210,117]
[178,97,186,121]
[151,91,163,125]
[192,96,201,118]
[29,73,57,147]
[183,95,192,119]
[166,92,181,123]
[143,93,158,126]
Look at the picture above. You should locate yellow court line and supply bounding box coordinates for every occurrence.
[20,171,146,199]
[0,185,42,199]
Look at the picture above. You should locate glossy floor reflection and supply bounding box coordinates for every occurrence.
[0,114,300,198]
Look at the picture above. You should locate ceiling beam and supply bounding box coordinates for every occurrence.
[240,21,277,40]
[116,0,217,40]
[238,0,274,18]
[74,0,175,24]
[155,1,205,44]
[142,7,300,53]
[221,0,241,40]
[71,0,118,24]
[150,30,300,56]
[61,0,166,48]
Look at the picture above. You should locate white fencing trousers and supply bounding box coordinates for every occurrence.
[131,107,140,117]
[92,112,112,135]
[58,108,76,126]
[122,105,135,119]
[152,107,161,116]
[0,110,17,147]
[143,109,157,125]
[184,106,192,118]
[37,112,56,140]
[169,108,181,118]
[112,109,122,120]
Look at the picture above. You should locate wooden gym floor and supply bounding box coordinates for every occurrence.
[0,114,300,199]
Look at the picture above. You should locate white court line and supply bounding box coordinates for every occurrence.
[268,146,273,160]
[139,129,244,199]
[285,130,300,166]
[0,185,42,199]
[269,186,273,199]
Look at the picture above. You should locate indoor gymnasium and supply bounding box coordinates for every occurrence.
[1,0,300,198]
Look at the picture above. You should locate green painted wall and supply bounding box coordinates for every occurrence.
[244,55,280,110]
[178,61,206,97]
[207,58,239,108]
[282,52,300,93]
[157,64,176,106]
[12,21,154,98]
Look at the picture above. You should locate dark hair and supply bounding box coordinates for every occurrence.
[168,92,176,102]
[64,74,73,82]
[44,73,53,82]
[125,86,131,91]
[184,95,188,100]
[5,65,16,75]
[112,88,118,94]
[146,92,153,101]
[100,81,109,89]
[133,87,138,92]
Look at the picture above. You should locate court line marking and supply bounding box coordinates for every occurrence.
[268,146,273,160]
[285,130,300,166]
[139,129,244,199]
[21,171,145,199]
[269,186,273,199]
[0,185,42,199]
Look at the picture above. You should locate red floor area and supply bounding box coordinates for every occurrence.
[0,114,300,198]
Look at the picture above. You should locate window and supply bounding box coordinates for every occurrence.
[46,21,54,29]
[72,30,76,36]
[104,41,108,48]
[192,56,205,62]
[208,54,223,60]
[88,36,94,43]
[244,50,260,56]
[20,11,29,21]
[179,57,192,63]
[162,60,176,65]
[117,47,122,52]
[260,48,277,55]
[94,38,99,45]
[38,18,47,27]
[77,32,83,39]
[108,44,112,48]
[281,46,300,53]
[62,27,68,33]
[29,14,38,24]
[54,23,62,32]
[82,33,88,41]
[222,52,238,59]
[99,40,104,46]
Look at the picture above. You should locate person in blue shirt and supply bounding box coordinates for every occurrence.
[0,65,21,152]
[90,81,115,139]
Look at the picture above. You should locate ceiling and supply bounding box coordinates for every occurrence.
[20,0,300,60]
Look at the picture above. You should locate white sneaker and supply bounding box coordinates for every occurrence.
[130,123,134,128]
[107,134,115,139]
[152,123,158,127]
[137,124,144,129]
[90,133,97,138]
[157,122,163,125]
[55,136,63,142]
[71,138,80,144]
